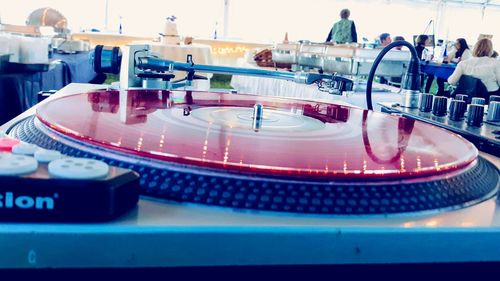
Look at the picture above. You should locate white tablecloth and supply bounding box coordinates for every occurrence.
[230,75,402,111]
[150,43,213,64]
[149,43,213,90]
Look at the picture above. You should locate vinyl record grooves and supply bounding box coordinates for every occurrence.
[8,90,499,215]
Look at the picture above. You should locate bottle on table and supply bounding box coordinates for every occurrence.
[441,43,448,63]
[119,16,123,34]
[213,21,218,39]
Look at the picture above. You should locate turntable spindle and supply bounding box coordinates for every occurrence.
[253,103,264,132]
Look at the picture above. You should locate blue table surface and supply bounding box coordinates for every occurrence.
[420,61,457,80]
[421,61,457,68]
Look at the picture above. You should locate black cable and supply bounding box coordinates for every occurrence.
[366,40,421,110]
[361,110,415,165]
[60,60,72,86]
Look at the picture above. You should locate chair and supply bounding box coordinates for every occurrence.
[388,76,402,88]
[450,75,489,103]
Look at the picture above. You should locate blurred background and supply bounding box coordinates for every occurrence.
[1,0,499,47]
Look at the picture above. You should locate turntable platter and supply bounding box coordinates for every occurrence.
[36,90,477,179]
[6,89,496,215]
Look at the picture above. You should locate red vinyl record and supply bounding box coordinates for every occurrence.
[36,90,478,179]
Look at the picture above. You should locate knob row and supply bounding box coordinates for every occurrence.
[418,94,500,126]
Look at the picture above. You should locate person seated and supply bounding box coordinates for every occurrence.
[445,38,471,63]
[448,38,500,99]
[326,9,358,44]
[425,38,472,96]
[388,36,406,87]
[378,33,392,84]
[415,34,431,60]
[379,33,392,47]
[393,36,405,50]
[414,35,433,92]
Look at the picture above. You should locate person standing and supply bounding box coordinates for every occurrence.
[326,9,358,44]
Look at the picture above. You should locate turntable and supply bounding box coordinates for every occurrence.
[6,88,497,215]
[0,82,499,270]
[0,41,499,270]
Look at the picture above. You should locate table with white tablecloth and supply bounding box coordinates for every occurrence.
[150,43,213,64]
[230,74,402,111]
[150,43,214,90]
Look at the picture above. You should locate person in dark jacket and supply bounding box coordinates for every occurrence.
[414,34,444,94]
[415,34,430,59]
[326,9,357,44]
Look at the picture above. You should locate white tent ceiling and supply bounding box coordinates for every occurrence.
[414,0,500,7]
[1,0,499,45]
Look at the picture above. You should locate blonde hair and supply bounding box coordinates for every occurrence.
[473,38,493,57]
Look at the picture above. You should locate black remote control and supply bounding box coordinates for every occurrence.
[0,137,140,222]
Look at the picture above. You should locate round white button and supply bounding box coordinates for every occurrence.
[34,149,62,163]
[0,153,38,176]
[12,143,40,156]
[48,158,110,179]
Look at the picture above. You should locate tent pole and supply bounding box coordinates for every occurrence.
[435,0,446,43]
[104,0,109,31]
[223,0,229,39]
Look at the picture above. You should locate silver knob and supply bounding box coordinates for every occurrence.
[467,104,484,127]
[471,97,486,105]
[487,101,500,122]
[489,95,500,103]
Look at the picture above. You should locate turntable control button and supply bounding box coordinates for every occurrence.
[448,100,466,121]
[487,101,500,122]
[12,143,40,156]
[0,153,38,176]
[419,93,433,112]
[48,158,110,179]
[0,138,21,152]
[34,149,62,163]
[467,104,484,127]
[432,96,448,117]
[471,97,486,105]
